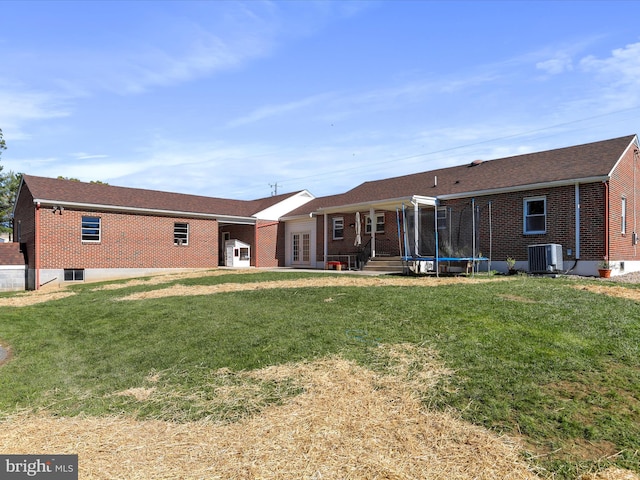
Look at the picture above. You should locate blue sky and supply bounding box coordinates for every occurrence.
[2,1,640,200]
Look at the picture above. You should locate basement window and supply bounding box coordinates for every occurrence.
[64,269,85,282]
[174,222,189,245]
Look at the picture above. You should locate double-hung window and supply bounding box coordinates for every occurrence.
[81,216,101,242]
[523,197,546,234]
[332,217,344,240]
[437,207,448,230]
[174,223,189,245]
[365,213,385,234]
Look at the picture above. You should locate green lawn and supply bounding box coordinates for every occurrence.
[0,271,639,478]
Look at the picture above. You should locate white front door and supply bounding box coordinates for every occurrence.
[292,232,310,265]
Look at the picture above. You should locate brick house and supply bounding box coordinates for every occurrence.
[7,134,640,291]
[12,175,313,289]
[282,134,640,277]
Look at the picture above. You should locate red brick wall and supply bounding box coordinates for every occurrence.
[255,220,285,267]
[12,183,36,269]
[38,208,219,269]
[608,145,640,261]
[450,183,605,263]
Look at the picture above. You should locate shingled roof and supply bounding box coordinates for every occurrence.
[19,175,304,220]
[285,134,637,216]
[0,243,25,265]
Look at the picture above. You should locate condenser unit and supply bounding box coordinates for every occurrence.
[527,244,563,273]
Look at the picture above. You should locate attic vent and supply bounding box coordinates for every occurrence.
[470,159,483,167]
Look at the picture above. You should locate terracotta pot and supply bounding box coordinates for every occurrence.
[598,269,611,278]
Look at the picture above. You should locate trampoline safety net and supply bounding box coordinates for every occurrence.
[402,202,483,259]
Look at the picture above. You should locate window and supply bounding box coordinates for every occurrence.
[622,197,627,235]
[523,197,546,234]
[81,216,101,242]
[365,214,385,234]
[437,207,447,230]
[174,222,189,245]
[64,269,84,282]
[332,217,344,240]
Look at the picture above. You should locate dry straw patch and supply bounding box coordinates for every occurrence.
[0,290,75,307]
[572,284,640,302]
[118,274,504,301]
[92,268,253,291]
[0,343,539,479]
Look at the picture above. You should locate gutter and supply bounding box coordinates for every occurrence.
[32,199,256,225]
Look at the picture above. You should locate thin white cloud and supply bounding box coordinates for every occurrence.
[580,41,640,87]
[228,93,335,127]
[0,88,71,140]
[71,153,110,160]
[536,52,574,75]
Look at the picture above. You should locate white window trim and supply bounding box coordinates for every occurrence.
[523,196,547,234]
[622,196,627,235]
[81,216,101,243]
[365,213,385,234]
[332,217,344,240]
[437,207,447,230]
[174,222,189,246]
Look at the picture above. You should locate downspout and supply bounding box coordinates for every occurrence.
[471,198,476,275]
[434,200,439,277]
[604,180,610,260]
[35,201,41,290]
[575,183,580,260]
[634,149,638,255]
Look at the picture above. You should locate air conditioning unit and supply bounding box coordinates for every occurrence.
[528,244,563,273]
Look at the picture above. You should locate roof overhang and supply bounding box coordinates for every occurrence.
[32,199,257,225]
[314,195,437,215]
[436,176,610,200]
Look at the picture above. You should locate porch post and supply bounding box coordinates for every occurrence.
[369,207,376,258]
[323,213,328,268]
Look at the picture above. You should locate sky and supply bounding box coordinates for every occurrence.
[2,0,640,200]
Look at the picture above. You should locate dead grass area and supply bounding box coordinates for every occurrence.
[92,268,250,290]
[118,274,503,301]
[572,284,640,302]
[0,269,504,307]
[0,290,75,307]
[0,343,539,479]
[581,468,640,480]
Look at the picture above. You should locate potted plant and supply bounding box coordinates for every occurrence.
[506,256,517,275]
[598,257,612,278]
